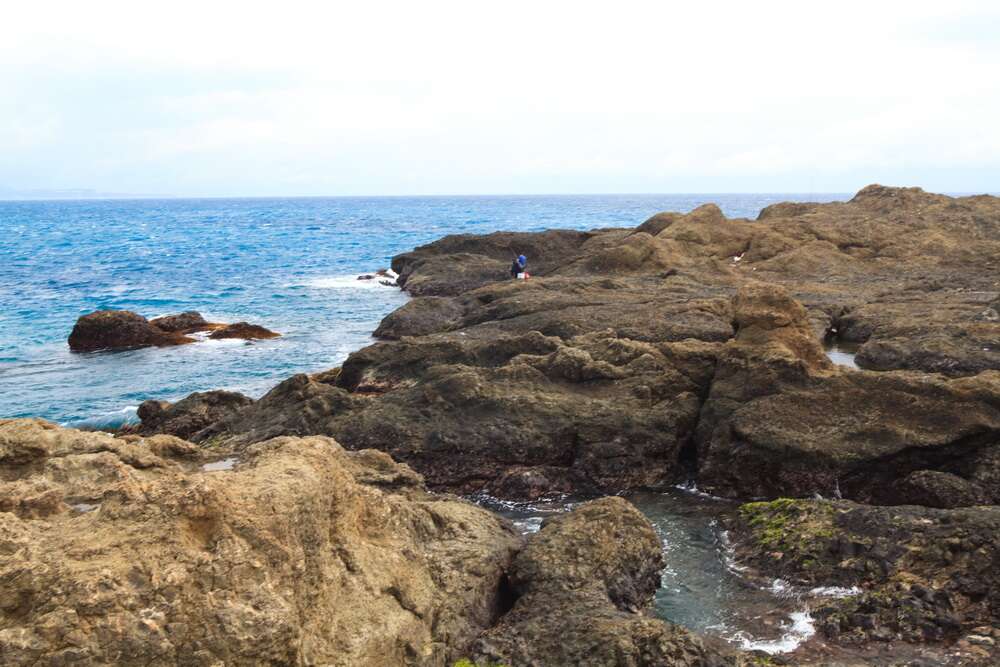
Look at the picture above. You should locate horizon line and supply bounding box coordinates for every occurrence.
[0,189,877,203]
[4,187,997,204]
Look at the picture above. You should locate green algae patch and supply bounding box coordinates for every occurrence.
[737,498,841,579]
[739,498,836,551]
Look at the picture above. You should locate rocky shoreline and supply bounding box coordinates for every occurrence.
[4,185,999,665]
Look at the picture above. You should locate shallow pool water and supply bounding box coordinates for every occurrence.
[825,342,860,369]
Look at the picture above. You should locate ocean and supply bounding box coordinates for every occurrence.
[0,194,847,427]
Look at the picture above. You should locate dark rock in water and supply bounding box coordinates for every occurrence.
[357,274,375,280]
[208,322,280,341]
[732,498,1000,652]
[470,497,743,666]
[69,310,279,352]
[148,311,211,333]
[132,390,255,440]
[68,310,193,352]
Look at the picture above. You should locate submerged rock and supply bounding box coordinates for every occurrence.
[0,419,521,665]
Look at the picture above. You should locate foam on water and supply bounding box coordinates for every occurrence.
[733,610,816,654]
[290,274,399,290]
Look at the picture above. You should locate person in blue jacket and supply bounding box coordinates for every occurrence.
[510,254,527,278]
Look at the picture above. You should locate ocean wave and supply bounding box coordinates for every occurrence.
[62,405,139,431]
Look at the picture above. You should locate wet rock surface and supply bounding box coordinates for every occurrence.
[68,310,195,352]
[207,321,281,341]
[731,498,1000,661]
[68,310,279,352]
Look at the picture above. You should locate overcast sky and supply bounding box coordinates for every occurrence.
[1,1,998,197]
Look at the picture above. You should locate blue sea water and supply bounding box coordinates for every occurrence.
[0,194,848,427]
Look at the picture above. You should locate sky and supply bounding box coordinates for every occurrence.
[1,0,998,197]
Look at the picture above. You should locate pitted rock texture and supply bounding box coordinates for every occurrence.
[0,419,520,666]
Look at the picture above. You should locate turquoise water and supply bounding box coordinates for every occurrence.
[0,194,846,426]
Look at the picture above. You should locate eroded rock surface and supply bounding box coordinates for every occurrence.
[130,390,255,440]
[0,419,520,666]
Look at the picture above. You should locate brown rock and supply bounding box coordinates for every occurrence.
[0,419,521,665]
[68,310,193,352]
[134,390,255,440]
[208,322,280,340]
[148,311,212,333]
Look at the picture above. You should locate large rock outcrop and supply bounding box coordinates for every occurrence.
[137,186,1000,506]
[0,419,521,666]
[694,284,1000,506]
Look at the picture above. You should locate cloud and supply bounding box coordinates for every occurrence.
[0,0,998,195]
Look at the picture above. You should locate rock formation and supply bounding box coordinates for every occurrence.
[101,185,1000,662]
[68,310,279,352]
[0,419,520,665]
[130,390,255,440]
[68,310,195,352]
[137,186,1000,510]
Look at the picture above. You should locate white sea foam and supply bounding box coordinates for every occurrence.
[673,480,727,501]
[62,405,139,430]
[290,271,399,290]
[717,528,749,573]
[732,610,816,654]
[810,585,861,598]
[512,517,544,534]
